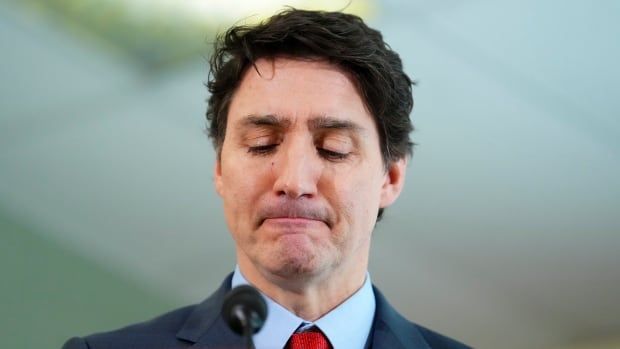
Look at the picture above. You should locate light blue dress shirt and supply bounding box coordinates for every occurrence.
[232,266,376,349]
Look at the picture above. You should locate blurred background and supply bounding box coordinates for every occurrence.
[1,0,619,348]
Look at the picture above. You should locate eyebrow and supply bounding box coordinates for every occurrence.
[239,114,290,129]
[238,114,365,133]
[308,116,365,133]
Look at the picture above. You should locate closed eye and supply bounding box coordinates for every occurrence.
[248,144,277,155]
[248,145,349,160]
[318,148,349,161]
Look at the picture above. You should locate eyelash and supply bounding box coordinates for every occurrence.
[247,144,276,155]
[317,148,349,160]
[247,145,349,161]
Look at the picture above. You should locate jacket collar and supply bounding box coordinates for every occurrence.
[370,286,432,349]
[176,274,431,349]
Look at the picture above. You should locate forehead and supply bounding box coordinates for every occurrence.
[227,57,374,129]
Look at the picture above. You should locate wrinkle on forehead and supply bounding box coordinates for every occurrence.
[232,57,372,120]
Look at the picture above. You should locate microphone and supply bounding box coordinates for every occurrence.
[221,285,268,349]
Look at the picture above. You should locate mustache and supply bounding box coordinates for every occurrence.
[257,201,333,227]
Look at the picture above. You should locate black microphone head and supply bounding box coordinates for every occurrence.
[221,285,268,336]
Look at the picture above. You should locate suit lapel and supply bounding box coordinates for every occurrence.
[176,273,245,348]
[371,286,432,349]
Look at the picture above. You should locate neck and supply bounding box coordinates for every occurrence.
[237,255,368,321]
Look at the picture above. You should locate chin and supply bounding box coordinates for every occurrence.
[264,246,326,279]
[250,235,339,280]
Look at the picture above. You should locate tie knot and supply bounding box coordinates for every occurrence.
[286,326,332,349]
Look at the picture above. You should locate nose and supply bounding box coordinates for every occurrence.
[272,138,321,199]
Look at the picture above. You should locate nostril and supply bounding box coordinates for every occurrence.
[277,184,314,200]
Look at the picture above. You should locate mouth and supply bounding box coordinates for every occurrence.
[260,216,331,228]
[260,217,329,235]
[257,202,333,229]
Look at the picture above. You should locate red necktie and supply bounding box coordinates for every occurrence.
[285,326,332,349]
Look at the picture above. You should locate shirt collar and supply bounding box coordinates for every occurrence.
[232,266,376,349]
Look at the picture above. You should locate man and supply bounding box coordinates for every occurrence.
[63,8,470,349]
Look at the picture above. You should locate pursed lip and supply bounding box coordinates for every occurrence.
[264,216,324,222]
[261,217,328,235]
[261,216,327,226]
[257,202,333,228]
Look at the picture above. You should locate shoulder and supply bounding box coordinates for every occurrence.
[62,275,235,349]
[414,324,472,349]
[62,304,198,349]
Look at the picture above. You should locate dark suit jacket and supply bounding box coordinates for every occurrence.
[63,274,470,349]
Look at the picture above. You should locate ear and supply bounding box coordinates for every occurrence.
[379,158,407,208]
[214,157,224,197]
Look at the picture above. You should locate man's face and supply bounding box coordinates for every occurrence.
[215,58,405,283]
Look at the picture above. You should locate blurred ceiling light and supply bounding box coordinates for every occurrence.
[15,0,374,71]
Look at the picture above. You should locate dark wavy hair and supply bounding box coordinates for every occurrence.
[206,8,414,219]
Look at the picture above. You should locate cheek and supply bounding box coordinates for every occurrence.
[344,169,384,220]
[330,175,380,225]
[222,160,273,214]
